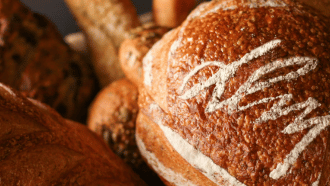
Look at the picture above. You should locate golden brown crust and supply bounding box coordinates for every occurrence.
[141,27,180,113]
[136,87,217,186]
[139,0,330,185]
[0,83,146,186]
[88,78,140,168]
[119,24,171,87]
[0,0,96,121]
[64,0,141,86]
[152,0,197,28]
[87,78,164,185]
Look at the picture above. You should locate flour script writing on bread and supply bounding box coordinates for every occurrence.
[179,39,330,180]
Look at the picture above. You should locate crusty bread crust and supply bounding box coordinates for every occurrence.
[137,87,217,186]
[88,78,140,168]
[138,0,330,185]
[87,78,164,185]
[0,83,146,185]
[119,24,170,87]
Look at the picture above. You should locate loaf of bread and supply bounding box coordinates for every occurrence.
[64,0,141,87]
[119,24,170,86]
[0,0,97,121]
[137,0,330,185]
[87,78,164,185]
[0,83,146,185]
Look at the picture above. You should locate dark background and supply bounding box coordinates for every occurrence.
[21,0,152,37]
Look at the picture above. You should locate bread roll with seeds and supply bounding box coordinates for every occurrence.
[87,78,164,185]
[0,0,96,121]
[0,83,146,186]
[64,0,141,87]
[137,0,330,185]
[119,24,171,87]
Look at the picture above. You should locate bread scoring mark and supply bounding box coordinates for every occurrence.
[0,83,16,97]
[143,34,165,87]
[142,47,154,87]
[148,103,246,186]
[312,174,321,186]
[179,39,282,113]
[136,134,197,186]
[269,115,330,179]
[179,39,328,180]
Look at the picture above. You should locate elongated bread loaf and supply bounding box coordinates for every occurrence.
[64,0,141,87]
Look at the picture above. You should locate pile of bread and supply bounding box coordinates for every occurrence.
[0,0,329,185]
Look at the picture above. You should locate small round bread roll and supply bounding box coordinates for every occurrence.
[0,83,146,186]
[64,0,141,87]
[87,78,164,185]
[0,0,97,121]
[119,24,171,86]
[137,0,330,185]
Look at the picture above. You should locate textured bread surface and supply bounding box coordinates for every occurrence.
[64,0,141,86]
[138,0,330,185]
[0,83,146,186]
[88,79,140,168]
[87,78,164,185]
[137,87,217,186]
[0,0,96,121]
[119,24,170,87]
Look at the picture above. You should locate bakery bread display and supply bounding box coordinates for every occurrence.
[64,0,141,87]
[0,0,97,121]
[137,0,330,185]
[87,78,164,185]
[153,0,197,28]
[0,83,146,185]
[119,24,170,86]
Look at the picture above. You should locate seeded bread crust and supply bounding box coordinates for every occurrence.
[88,78,140,168]
[138,0,330,185]
[0,0,96,121]
[0,83,146,185]
[64,0,141,87]
[119,24,171,87]
[87,78,164,185]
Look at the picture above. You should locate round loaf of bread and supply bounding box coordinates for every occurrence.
[0,0,97,121]
[0,82,146,186]
[119,24,170,86]
[137,0,330,185]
